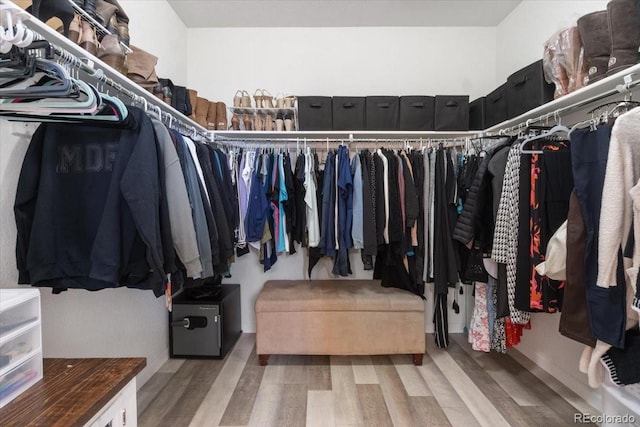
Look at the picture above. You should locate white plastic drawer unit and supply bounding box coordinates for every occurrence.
[0,289,43,408]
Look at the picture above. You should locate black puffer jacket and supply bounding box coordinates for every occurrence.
[452,139,510,246]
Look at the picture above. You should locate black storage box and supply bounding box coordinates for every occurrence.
[399,96,435,131]
[366,96,399,130]
[298,96,333,130]
[332,97,366,130]
[485,84,508,127]
[468,97,486,130]
[434,95,469,131]
[169,284,242,358]
[506,60,554,119]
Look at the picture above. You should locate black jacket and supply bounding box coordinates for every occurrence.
[15,107,167,296]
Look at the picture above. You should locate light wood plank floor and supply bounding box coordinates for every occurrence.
[138,333,596,427]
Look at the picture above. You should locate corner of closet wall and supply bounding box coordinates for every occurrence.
[493,0,612,412]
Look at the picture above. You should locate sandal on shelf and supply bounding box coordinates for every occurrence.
[275,113,284,132]
[233,90,243,108]
[284,113,294,131]
[284,94,296,108]
[241,90,252,108]
[262,89,274,109]
[243,113,253,130]
[275,93,285,109]
[264,114,274,131]
[254,115,263,131]
[254,89,263,109]
[231,113,240,130]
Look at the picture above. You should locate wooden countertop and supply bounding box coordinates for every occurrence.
[0,357,146,427]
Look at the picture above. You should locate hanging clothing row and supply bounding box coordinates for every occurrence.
[4,42,232,299]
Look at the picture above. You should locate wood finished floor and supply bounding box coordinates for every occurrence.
[137,333,596,427]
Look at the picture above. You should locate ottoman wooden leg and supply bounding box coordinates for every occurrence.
[259,354,270,366]
[412,354,423,366]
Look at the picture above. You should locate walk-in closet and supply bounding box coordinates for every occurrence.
[0,1,639,426]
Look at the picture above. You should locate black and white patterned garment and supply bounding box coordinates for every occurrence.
[491,143,531,325]
[489,276,507,353]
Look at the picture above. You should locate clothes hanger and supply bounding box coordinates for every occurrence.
[520,123,570,154]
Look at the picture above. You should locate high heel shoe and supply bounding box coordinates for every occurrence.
[275,113,284,132]
[29,0,74,37]
[241,90,251,108]
[275,93,285,109]
[243,114,253,131]
[253,89,263,109]
[262,89,274,109]
[79,21,98,55]
[284,94,296,108]
[67,14,82,44]
[233,90,242,108]
[284,114,294,132]
[231,114,240,130]
[264,114,274,131]
[254,115,263,131]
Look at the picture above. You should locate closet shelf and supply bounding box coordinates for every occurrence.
[210,130,478,141]
[483,62,640,135]
[229,107,297,115]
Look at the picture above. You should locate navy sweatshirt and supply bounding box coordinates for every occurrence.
[14,107,167,296]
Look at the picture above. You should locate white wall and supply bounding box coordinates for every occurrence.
[120,0,188,84]
[496,0,609,84]
[0,0,187,388]
[495,0,611,411]
[186,26,498,104]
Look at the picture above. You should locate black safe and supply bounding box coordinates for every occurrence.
[169,283,241,358]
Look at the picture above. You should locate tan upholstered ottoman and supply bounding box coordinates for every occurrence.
[255,280,426,366]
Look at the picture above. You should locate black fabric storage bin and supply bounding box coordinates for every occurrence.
[434,95,469,131]
[506,60,554,119]
[298,96,333,130]
[399,96,434,131]
[332,97,366,130]
[485,84,507,127]
[469,97,486,130]
[366,96,399,130]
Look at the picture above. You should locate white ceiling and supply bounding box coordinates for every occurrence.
[167,0,523,28]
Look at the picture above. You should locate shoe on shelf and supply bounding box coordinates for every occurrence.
[254,89,264,109]
[284,114,294,132]
[68,13,82,44]
[78,21,98,56]
[97,34,127,74]
[275,93,285,109]
[264,114,274,131]
[231,113,240,130]
[95,0,117,27]
[254,115,263,131]
[284,94,296,108]
[243,114,253,131]
[83,0,97,19]
[275,113,284,131]
[216,102,228,130]
[187,89,198,120]
[29,0,75,37]
[206,101,218,131]
[241,90,252,108]
[233,90,243,108]
[195,97,209,127]
[262,89,274,108]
